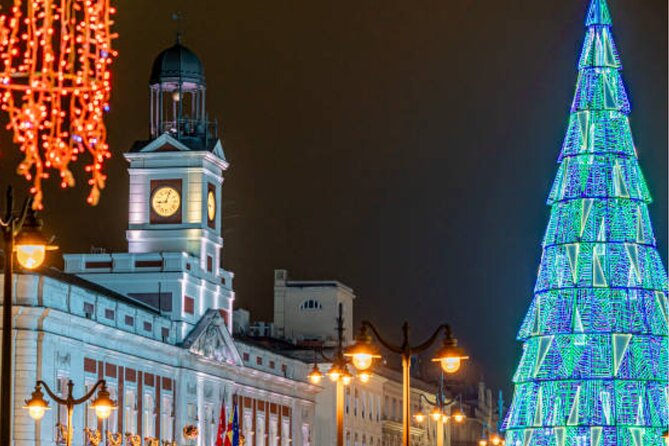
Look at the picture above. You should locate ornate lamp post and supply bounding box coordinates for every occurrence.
[345,321,469,446]
[0,186,57,445]
[306,305,372,446]
[24,379,117,446]
[413,375,465,446]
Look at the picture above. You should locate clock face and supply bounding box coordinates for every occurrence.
[207,190,216,221]
[151,186,181,218]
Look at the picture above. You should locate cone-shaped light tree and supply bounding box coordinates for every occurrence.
[503,1,668,445]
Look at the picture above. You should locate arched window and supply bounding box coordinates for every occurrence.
[300,299,323,311]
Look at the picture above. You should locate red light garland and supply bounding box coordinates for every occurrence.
[0,0,117,209]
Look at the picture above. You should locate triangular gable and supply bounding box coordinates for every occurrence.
[137,133,194,153]
[133,133,228,166]
[182,309,243,366]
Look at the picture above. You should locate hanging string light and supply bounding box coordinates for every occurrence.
[0,0,117,209]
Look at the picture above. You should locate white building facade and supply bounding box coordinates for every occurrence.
[3,38,318,446]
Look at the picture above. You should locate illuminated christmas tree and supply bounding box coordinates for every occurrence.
[503,1,668,445]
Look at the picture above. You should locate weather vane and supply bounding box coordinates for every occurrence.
[172,12,184,42]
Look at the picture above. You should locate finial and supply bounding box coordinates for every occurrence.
[585,0,612,27]
[172,12,183,44]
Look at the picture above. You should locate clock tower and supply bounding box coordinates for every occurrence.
[125,35,226,267]
[63,37,234,338]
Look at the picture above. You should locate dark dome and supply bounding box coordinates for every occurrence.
[150,39,205,85]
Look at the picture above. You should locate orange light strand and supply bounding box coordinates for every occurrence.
[0,0,116,209]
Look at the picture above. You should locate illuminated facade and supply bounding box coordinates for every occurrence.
[5,38,318,446]
[503,1,669,445]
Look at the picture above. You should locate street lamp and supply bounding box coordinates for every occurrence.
[305,305,373,446]
[413,375,465,446]
[475,410,504,446]
[345,321,468,446]
[24,379,117,446]
[1,187,57,446]
[451,407,466,424]
[432,334,469,374]
[307,363,324,385]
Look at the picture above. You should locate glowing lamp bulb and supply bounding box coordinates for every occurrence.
[172,91,181,102]
[479,440,487,446]
[94,403,112,420]
[414,413,425,423]
[358,371,371,383]
[453,413,465,423]
[328,371,341,382]
[341,374,353,386]
[27,405,47,421]
[490,435,501,445]
[16,244,46,269]
[440,357,462,374]
[351,353,373,371]
[307,364,324,385]
[430,409,442,422]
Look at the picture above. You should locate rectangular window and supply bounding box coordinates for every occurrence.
[85,261,112,269]
[83,302,95,318]
[143,393,155,437]
[256,415,266,446]
[125,315,134,326]
[135,260,163,268]
[269,361,275,369]
[207,256,213,273]
[107,385,119,433]
[184,296,195,315]
[160,395,174,440]
[84,379,98,430]
[105,363,117,378]
[281,418,290,446]
[104,309,115,320]
[256,356,263,366]
[243,353,249,362]
[124,389,137,434]
[143,321,153,332]
[84,357,97,374]
[161,327,170,340]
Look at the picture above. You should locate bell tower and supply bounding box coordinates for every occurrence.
[125,36,226,273]
[63,37,234,338]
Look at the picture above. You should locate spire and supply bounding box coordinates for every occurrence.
[585,0,612,27]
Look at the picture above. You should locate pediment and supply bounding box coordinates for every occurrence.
[129,133,228,168]
[182,309,243,366]
[136,134,193,153]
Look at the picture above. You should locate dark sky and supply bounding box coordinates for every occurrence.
[0,0,666,395]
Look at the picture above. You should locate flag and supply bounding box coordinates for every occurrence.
[215,400,227,446]
[224,407,234,446]
[232,401,240,446]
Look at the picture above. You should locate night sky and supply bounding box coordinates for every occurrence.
[0,0,666,395]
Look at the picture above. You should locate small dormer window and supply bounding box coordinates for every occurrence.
[300,299,323,311]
